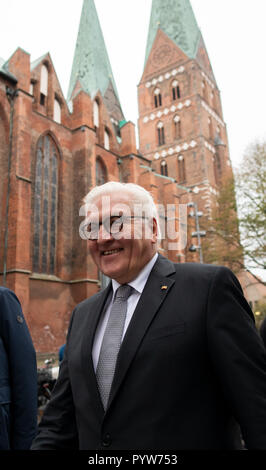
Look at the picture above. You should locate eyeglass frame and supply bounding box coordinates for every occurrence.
[84,214,151,240]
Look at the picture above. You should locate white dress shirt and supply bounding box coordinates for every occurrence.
[92,253,158,371]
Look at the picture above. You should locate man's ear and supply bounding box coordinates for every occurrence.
[151,217,158,244]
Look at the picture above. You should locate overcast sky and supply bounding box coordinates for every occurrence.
[1,0,266,168]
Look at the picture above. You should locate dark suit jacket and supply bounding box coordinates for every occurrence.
[0,287,37,450]
[32,256,266,450]
[260,317,266,349]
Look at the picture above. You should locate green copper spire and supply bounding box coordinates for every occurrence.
[68,0,124,120]
[145,0,201,65]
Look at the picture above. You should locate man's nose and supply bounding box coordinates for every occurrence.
[98,223,113,241]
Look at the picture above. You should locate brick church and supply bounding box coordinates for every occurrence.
[0,0,233,352]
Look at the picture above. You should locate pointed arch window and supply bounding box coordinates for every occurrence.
[96,157,108,186]
[208,117,213,139]
[178,155,186,183]
[53,98,61,124]
[104,128,110,150]
[154,88,162,108]
[40,64,48,106]
[160,160,168,177]
[214,153,222,185]
[172,80,181,100]
[93,100,100,129]
[202,80,208,102]
[33,134,59,274]
[211,90,216,110]
[29,81,35,96]
[173,115,181,140]
[157,121,165,146]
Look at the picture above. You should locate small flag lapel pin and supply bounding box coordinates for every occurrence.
[161,285,168,291]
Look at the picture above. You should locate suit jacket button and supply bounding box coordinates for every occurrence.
[102,434,112,447]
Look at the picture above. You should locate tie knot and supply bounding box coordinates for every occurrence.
[115,284,133,300]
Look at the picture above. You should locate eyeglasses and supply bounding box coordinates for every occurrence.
[85,215,149,240]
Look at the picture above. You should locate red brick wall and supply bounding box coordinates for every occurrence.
[0,100,9,272]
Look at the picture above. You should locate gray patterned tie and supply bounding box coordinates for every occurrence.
[96,284,133,410]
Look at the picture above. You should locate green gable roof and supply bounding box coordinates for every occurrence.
[30,53,49,71]
[67,0,124,120]
[0,56,17,83]
[145,0,201,65]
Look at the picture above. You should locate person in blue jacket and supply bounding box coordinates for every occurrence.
[0,286,37,450]
[58,344,65,364]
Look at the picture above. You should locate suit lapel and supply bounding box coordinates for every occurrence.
[107,255,176,410]
[81,283,112,417]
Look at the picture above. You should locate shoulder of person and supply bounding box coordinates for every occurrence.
[173,261,230,276]
[172,261,238,288]
[0,286,13,296]
[0,286,21,305]
[0,288,28,337]
[156,254,235,282]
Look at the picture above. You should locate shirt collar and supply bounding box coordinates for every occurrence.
[112,252,158,296]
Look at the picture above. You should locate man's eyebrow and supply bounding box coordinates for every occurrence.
[87,214,122,223]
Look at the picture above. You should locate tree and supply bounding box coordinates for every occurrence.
[201,176,243,274]
[235,141,266,274]
[201,141,265,284]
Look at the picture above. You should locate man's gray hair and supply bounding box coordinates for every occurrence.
[83,181,161,237]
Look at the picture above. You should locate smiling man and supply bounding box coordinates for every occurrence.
[32,182,266,450]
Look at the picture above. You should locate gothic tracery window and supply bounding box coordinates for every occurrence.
[33,134,59,274]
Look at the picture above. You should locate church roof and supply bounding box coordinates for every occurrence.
[145,0,201,65]
[67,0,124,120]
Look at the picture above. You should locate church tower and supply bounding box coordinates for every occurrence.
[68,0,124,127]
[138,0,233,219]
